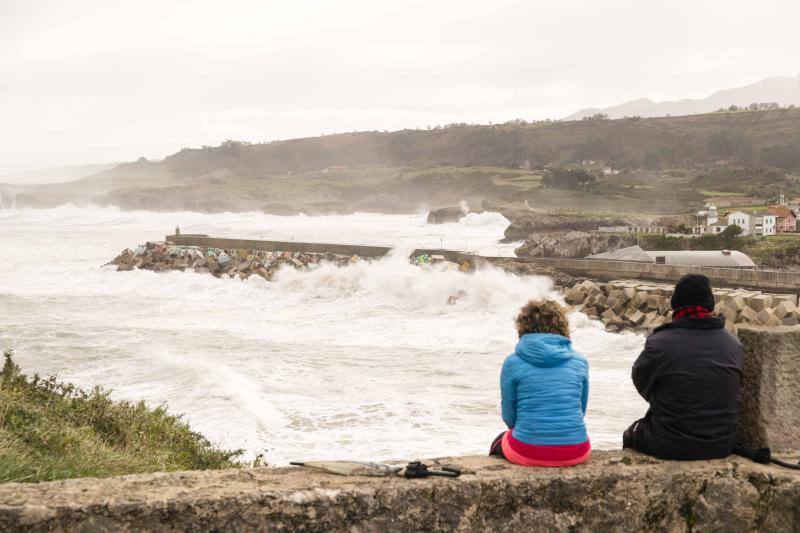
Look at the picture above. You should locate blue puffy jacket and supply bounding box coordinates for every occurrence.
[500,333,589,445]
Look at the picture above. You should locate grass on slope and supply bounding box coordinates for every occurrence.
[0,350,243,483]
[742,235,800,269]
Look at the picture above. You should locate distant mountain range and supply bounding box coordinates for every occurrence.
[565,75,800,121]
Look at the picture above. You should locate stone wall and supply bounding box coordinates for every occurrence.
[0,452,798,532]
[507,257,800,294]
[168,234,394,258]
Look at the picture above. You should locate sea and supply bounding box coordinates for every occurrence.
[0,205,647,464]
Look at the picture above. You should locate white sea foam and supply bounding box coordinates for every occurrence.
[457,211,510,228]
[0,206,646,464]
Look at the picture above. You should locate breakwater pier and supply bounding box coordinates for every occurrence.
[110,233,800,332]
[115,232,800,293]
[169,233,800,293]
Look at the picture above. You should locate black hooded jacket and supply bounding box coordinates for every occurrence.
[628,316,744,460]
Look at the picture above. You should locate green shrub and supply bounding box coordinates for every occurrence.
[641,227,748,253]
[0,350,243,483]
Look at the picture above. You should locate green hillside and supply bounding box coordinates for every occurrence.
[1,108,798,215]
[0,351,242,483]
[131,108,800,177]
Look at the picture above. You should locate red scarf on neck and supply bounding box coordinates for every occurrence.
[672,305,713,320]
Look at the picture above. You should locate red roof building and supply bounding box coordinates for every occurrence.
[767,206,797,233]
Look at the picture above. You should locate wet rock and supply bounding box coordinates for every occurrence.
[564,286,584,304]
[584,307,598,318]
[426,207,466,224]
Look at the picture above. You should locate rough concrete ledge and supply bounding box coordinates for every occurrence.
[738,327,800,452]
[1,451,799,532]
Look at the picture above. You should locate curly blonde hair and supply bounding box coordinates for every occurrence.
[515,299,570,338]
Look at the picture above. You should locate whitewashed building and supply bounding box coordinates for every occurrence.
[726,210,776,236]
[727,211,752,234]
[760,213,777,236]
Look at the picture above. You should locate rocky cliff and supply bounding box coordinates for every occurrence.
[514,231,639,258]
[502,214,633,242]
[426,206,466,224]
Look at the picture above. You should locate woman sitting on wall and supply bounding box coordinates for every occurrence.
[490,299,591,467]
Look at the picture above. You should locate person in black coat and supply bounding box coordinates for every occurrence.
[623,274,744,460]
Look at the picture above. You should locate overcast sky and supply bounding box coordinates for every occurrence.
[0,0,798,173]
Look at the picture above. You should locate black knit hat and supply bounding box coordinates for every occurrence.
[671,274,715,311]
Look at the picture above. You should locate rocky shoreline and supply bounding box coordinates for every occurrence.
[565,278,800,334]
[501,213,635,242]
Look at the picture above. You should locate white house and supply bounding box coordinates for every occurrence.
[727,211,753,235]
[759,213,777,236]
[726,210,776,237]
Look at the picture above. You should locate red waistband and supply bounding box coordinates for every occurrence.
[507,430,591,461]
